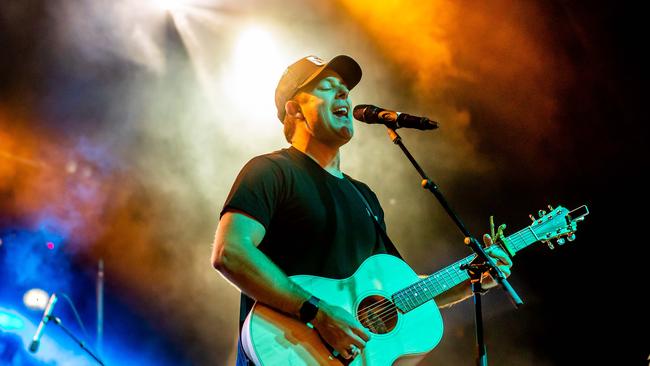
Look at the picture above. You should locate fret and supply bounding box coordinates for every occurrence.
[438,274,450,291]
[404,287,416,310]
[397,289,408,312]
[518,229,536,251]
[439,269,451,290]
[415,282,429,309]
[415,281,425,302]
[503,227,537,253]
[517,231,530,250]
[508,231,526,251]
[403,292,413,312]
[408,286,417,309]
[412,282,424,308]
[421,279,432,295]
[526,226,539,242]
[394,290,409,312]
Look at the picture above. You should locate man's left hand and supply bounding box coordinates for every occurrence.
[479,233,513,291]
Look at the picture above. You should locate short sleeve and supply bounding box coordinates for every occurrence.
[220,156,285,230]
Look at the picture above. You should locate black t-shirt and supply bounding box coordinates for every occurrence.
[220,146,400,334]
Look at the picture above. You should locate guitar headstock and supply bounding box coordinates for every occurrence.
[529,205,589,250]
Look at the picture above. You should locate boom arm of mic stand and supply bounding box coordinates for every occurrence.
[50,317,106,366]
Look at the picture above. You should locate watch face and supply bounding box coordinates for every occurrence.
[300,296,320,323]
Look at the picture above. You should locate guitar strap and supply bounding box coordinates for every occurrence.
[344,177,404,260]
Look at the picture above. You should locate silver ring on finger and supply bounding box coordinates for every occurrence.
[349,344,360,356]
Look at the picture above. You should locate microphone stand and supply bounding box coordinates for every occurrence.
[97,259,104,357]
[383,127,523,366]
[48,315,106,366]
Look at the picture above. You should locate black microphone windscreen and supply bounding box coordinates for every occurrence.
[29,340,40,353]
[353,105,372,121]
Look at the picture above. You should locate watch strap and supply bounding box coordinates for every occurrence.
[299,296,320,323]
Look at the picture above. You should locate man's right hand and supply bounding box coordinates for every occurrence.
[310,301,371,360]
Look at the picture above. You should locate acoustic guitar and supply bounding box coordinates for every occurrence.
[241,205,589,365]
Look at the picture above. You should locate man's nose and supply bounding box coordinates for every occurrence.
[336,85,349,99]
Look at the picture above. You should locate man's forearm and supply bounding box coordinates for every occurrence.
[215,242,311,319]
[434,280,473,308]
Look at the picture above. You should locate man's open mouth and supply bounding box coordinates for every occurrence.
[332,106,349,117]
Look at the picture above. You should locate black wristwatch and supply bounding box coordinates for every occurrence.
[299,296,320,323]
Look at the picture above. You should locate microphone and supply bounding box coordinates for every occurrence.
[29,293,58,353]
[353,104,439,130]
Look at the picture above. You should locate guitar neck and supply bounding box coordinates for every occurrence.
[392,225,539,313]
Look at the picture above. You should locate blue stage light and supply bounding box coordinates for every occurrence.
[0,310,25,330]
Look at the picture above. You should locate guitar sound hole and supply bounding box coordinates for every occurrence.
[356,295,398,334]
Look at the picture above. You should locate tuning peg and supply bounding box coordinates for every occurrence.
[544,240,555,250]
[538,210,547,218]
[556,238,566,246]
[567,233,576,242]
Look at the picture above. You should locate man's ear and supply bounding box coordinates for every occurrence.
[285,100,303,120]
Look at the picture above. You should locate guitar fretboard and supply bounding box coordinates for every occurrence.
[392,226,538,313]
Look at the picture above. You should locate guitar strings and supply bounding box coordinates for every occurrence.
[359,232,535,328]
[358,277,453,324]
[356,266,462,323]
[356,258,466,320]
[356,271,450,322]
[359,276,451,330]
[359,227,541,329]
[357,231,530,322]
[363,247,524,328]
[364,230,527,320]
[360,289,454,330]
[361,256,469,318]
[357,252,502,323]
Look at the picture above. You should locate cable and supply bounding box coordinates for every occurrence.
[58,292,91,342]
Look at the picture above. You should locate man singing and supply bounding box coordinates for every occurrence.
[211,55,512,365]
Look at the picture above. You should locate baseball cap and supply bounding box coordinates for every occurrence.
[274,55,362,122]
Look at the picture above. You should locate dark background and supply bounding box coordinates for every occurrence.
[1,0,647,364]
